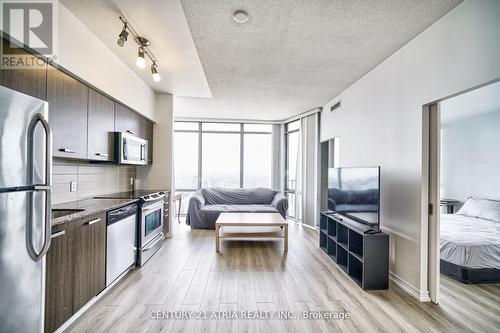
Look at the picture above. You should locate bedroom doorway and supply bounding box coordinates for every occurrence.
[426,79,500,304]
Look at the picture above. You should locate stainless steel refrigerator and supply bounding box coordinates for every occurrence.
[0,85,52,333]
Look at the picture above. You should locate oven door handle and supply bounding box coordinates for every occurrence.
[142,202,164,213]
[143,233,164,251]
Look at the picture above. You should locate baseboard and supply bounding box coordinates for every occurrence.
[299,222,318,231]
[389,272,431,302]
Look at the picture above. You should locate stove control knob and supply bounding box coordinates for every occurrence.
[159,191,165,195]
[143,195,150,200]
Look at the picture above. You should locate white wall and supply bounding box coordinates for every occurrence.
[137,93,174,190]
[56,3,155,120]
[320,0,500,299]
[56,4,174,199]
[301,113,319,227]
[441,111,500,203]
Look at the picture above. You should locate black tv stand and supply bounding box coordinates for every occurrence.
[319,212,389,290]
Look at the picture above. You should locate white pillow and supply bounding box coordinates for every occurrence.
[456,197,500,222]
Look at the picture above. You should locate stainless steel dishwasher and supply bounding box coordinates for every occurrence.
[106,204,138,286]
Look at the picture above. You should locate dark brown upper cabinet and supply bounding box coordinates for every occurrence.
[45,223,75,333]
[88,89,115,161]
[115,103,144,138]
[143,118,154,164]
[72,213,106,312]
[0,38,47,100]
[47,66,89,159]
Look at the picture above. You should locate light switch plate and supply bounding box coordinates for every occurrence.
[130,177,134,186]
[70,181,77,192]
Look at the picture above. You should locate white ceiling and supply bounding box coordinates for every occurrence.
[176,0,462,120]
[61,0,211,97]
[62,0,462,121]
[441,81,500,125]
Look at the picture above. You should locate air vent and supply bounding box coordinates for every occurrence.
[330,100,342,112]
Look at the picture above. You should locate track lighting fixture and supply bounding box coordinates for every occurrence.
[117,23,128,47]
[117,16,161,82]
[136,47,146,68]
[151,62,161,82]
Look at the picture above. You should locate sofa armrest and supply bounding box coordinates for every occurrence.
[327,198,336,211]
[271,192,288,218]
[190,191,205,209]
[186,190,205,226]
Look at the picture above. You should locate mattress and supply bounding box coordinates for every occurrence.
[440,214,500,269]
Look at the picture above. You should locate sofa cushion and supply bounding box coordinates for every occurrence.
[201,187,278,205]
[202,204,279,214]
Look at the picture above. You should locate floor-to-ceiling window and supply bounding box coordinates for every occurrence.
[243,124,272,187]
[202,123,241,187]
[174,121,273,215]
[285,120,301,221]
[173,122,201,214]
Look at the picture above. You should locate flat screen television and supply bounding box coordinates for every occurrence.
[327,167,380,229]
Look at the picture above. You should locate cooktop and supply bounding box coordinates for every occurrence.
[94,190,167,200]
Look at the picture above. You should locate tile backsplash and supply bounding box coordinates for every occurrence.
[52,158,136,204]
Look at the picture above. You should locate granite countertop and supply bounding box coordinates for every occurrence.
[51,189,170,226]
[51,197,139,226]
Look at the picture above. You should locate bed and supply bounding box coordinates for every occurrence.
[440,198,500,284]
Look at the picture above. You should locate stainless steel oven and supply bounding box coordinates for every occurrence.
[137,192,166,266]
[114,132,148,165]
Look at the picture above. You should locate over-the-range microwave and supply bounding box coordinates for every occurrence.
[114,131,148,165]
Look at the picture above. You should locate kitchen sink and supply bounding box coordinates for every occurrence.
[51,209,85,219]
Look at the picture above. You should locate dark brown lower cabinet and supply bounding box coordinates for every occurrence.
[45,213,106,332]
[73,213,106,311]
[45,223,74,333]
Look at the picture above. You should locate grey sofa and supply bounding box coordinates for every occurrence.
[186,187,288,229]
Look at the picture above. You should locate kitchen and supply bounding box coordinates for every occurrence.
[0,30,173,333]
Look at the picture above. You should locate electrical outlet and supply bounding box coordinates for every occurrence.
[130,177,134,186]
[70,181,77,192]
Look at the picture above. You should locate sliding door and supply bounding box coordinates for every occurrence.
[285,120,302,221]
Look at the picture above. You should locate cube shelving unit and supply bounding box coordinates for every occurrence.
[319,212,389,290]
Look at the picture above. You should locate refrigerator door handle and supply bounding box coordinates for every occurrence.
[26,113,52,262]
[28,113,52,186]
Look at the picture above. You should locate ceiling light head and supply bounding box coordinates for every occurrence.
[136,47,146,68]
[117,24,129,47]
[151,62,161,82]
[233,9,249,24]
[136,36,150,47]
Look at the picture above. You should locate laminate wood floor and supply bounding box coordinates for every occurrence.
[67,221,500,333]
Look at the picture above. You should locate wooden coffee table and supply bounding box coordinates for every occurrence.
[215,213,288,253]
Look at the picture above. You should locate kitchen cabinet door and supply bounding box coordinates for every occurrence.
[47,66,89,159]
[115,103,143,138]
[0,38,47,100]
[88,89,115,161]
[45,223,75,333]
[143,119,154,164]
[72,213,106,312]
